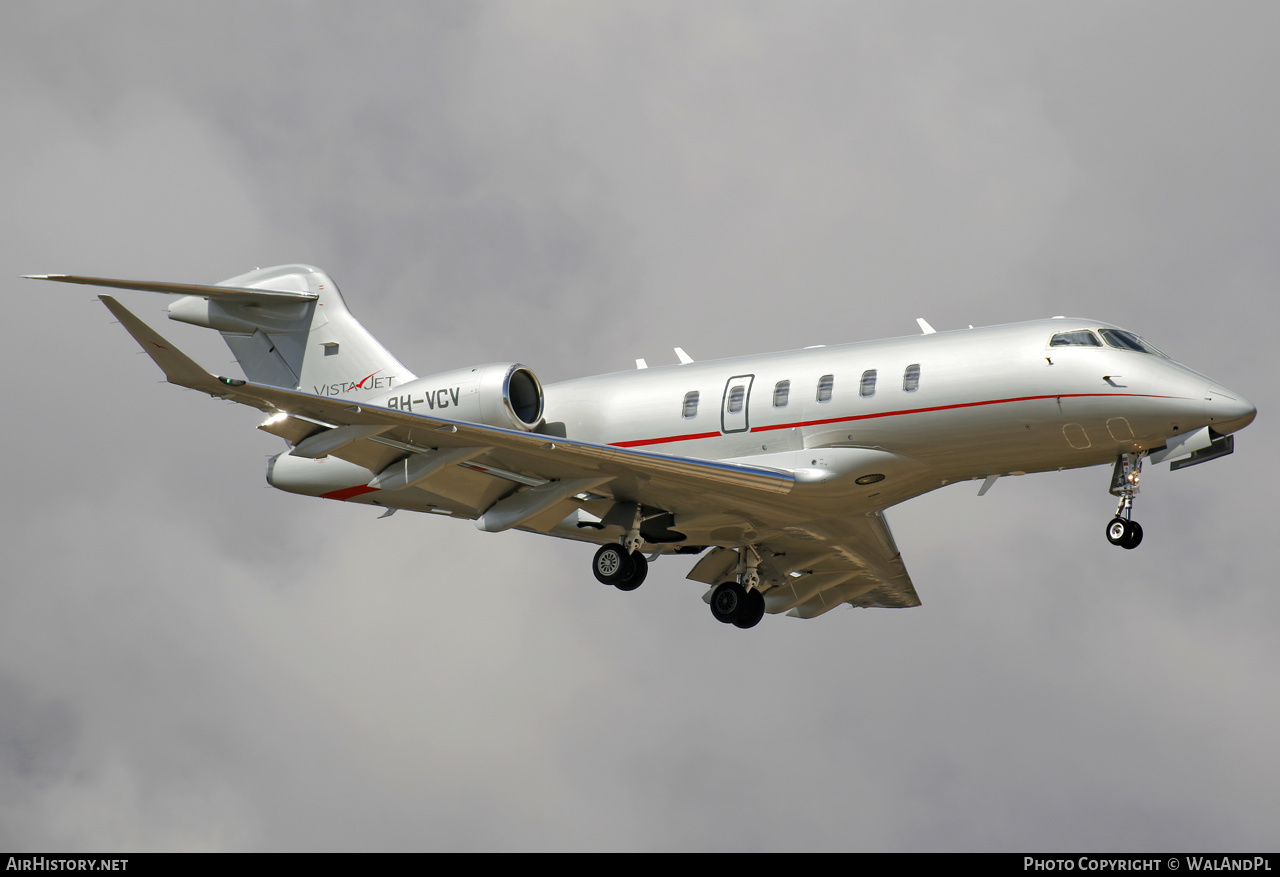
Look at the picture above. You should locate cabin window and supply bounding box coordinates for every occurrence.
[903,364,920,392]
[773,380,790,408]
[682,391,700,419]
[860,369,877,397]
[727,385,745,414]
[1049,330,1102,348]
[816,374,834,402]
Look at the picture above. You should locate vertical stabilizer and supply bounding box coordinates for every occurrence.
[165,264,416,397]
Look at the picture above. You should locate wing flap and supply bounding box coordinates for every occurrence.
[475,477,611,533]
[750,512,920,613]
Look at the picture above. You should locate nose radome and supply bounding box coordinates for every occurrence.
[1206,387,1257,434]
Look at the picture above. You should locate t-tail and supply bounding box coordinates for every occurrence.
[28,264,416,397]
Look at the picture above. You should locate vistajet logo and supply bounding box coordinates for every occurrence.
[314,371,397,396]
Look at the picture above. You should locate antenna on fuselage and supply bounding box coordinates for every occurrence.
[916,318,936,335]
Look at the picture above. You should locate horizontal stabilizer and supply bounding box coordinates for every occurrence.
[25,274,318,303]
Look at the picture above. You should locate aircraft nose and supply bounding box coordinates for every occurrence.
[1205,386,1257,435]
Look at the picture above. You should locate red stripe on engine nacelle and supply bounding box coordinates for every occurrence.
[320,484,381,501]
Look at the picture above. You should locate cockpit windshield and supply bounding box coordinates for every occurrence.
[1049,330,1102,347]
[1098,329,1167,357]
[1048,328,1168,357]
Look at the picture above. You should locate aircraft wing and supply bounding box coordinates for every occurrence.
[100,295,919,617]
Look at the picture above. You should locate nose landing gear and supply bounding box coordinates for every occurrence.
[1106,452,1144,549]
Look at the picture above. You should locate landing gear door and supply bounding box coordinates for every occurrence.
[721,374,754,434]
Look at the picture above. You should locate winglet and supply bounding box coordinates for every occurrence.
[98,295,227,395]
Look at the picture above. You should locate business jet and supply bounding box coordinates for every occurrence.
[29,265,1256,629]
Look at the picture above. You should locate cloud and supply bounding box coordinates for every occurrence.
[2,1,1276,852]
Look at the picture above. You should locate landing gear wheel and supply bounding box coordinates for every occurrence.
[1106,518,1143,549]
[614,551,648,591]
[710,581,747,624]
[1122,520,1143,550]
[592,543,635,585]
[732,588,766,629]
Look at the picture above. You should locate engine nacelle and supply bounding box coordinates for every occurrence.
[376,363,544,431]
[266,452,375,497]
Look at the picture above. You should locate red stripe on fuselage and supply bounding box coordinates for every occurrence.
[611,430,722,448]
[607,392,1180,449]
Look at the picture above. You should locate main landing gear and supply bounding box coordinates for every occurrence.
[590,504,653,591]
[710,581,766,629]
[588,526,770,629]
[592,542,648,591]
[1106,452,1144,549]
[708,545,767,629]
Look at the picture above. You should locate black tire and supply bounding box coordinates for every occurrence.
[614,551,648,591]
[732,588,766,629]
[710,581,747,624]
[592,543,635,585]
[1106,518,1129,546]
[1122,520,1143,550]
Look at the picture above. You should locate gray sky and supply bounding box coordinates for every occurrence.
[2,1,1277,852]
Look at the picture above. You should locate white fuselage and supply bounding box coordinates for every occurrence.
[266,315,1254,547]
[540,318,1250,496]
